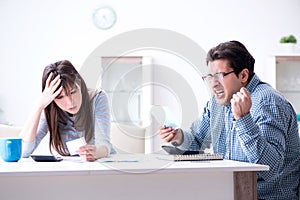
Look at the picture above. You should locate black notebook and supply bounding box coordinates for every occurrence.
[161,144,223,161]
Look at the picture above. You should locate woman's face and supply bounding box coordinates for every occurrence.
[54,85,82,114]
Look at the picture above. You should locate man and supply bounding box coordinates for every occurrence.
[160,40,300,200]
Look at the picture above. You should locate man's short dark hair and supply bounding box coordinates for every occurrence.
[206,40,255,81]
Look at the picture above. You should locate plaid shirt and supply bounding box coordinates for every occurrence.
[180,74,300,200]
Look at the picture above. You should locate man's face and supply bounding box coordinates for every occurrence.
[206,59,243,105]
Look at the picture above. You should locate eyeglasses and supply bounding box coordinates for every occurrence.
[202,71,235,82]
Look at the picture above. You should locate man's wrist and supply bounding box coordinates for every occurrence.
[171,129,183,146]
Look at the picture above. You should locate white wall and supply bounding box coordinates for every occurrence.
[0,0,300,128]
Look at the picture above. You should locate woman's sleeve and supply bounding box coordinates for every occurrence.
[93,91,114,154]
[22,113,48,157]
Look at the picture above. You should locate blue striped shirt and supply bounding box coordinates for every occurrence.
[180,74,300,200]
[22,90,115,157]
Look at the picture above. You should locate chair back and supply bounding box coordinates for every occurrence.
[111,123,145,153]
[0,124,22,138]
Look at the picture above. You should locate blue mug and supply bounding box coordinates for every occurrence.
[0,137,22,162]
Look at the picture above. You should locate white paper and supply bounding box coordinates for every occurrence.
[162,106,180,129]
[149,105,180,129]
[66,137,87,155]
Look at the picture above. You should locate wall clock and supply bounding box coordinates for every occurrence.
[92,6,117,30]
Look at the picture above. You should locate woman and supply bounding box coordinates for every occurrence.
[20,60,114,161]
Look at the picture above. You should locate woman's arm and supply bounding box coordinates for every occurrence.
[19,105,44,142]
[19,73,62,157]
[19,73,62,142]
[77,90,113,161]
[93,91,112,157]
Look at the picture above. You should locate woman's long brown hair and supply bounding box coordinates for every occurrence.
[42,60,94,156]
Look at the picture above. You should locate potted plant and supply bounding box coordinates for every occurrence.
[279,34,297,53]
[280,34,297,44]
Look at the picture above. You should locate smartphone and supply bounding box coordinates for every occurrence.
[161,145,204,155]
